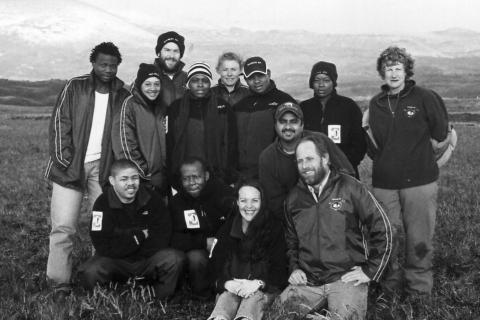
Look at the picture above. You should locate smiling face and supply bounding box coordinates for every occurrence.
[158,42,181,72]
[384,62,407,94]
[245,71,271,94]
[92,53,119,84]
[188,74,211,98]
[180,161,209,198]
[237,186,261,225]
[140,76,161,101]
[218,59,241,88]
[296,140,329,188]
[312,73,334,98]
[275,112,304,143]
[109,167,140,204]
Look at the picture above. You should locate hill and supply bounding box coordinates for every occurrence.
[2,1,480,100]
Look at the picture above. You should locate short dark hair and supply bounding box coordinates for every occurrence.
[179,157,209,175]
[296,135,329,158]
[89,42,122,64]
[376,46,414,79]
[110,159,138,177]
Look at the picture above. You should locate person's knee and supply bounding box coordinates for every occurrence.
[78,261,103,289]
[187,250,208,268]
[153,249,186,272]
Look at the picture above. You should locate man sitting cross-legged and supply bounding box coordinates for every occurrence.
[78,159,184,299]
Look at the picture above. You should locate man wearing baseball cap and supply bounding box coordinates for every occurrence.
[167,63,237,189]
[259,102,354,219]
[154,31,188,107]
[300,61,366,178]
[234,56,295,180]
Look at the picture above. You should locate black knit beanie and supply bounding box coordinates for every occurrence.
[155,31,185,58]
[309,61,338,88]
[136,63,161,88]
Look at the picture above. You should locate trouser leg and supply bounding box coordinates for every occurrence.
[46,182,83,287]
[373,187,404,292]
[208,291,242,320]
[278,284,328,317]
[326,280,368,320]
[77,255,133,290]
[186,249,210,295]
[400,182,438,294]
[84,160,103,213]
[140,248,186,299]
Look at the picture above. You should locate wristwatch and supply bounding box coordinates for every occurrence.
[256,280,265,289]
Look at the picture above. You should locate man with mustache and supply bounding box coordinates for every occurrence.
[279,135,392,320]
[259,102,354,220]
[44,42,130,302]
[234,56,295,180]
[78,160,184,299]
[154,31,188,107]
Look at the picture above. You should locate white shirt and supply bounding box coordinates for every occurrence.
[84,92,109,163]
[307,170,331,203]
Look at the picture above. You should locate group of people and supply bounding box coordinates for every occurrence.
[44,30,451,319]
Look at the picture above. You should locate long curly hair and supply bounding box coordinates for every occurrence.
[376,46,414,79]
[234,180,275,262]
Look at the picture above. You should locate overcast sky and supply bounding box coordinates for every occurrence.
[79,0,480,34]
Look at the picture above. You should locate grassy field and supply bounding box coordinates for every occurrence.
[0,104,479,319]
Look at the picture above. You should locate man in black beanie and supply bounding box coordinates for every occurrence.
[300,61,366,178]
[154,31,188,107]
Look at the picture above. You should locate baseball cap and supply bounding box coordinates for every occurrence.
[243,56,268,78]
[275,102,304,121]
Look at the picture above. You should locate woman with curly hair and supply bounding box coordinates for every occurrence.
[208,181,287,320]
[367,46,449,297]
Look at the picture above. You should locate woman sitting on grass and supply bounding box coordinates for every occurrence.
[208,181,287,320]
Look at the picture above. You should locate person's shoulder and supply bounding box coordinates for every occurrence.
[300,97,316,107]
[63,74,91,91]
[92,191,110,211]
[259,141,277,161]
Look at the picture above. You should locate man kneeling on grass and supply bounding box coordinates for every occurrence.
[78,159,184,298]
[278,136,392,320]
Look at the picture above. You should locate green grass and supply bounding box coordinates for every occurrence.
[1,106,479,319]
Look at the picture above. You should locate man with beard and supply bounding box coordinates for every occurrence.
[279,135,392,320]
[234,56,295,180]
[44,42,130,301]
[300,61,366,178]
[259,102,354,220]
[154,31,187,107]
[169,157,235,299]
[78,160,184,300]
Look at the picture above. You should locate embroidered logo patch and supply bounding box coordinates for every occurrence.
[268,102,279,106]
[91,211,103,231]
[404,106,419,118]
[141,210,149,215]
[217,104,226,109]
[329,198,345,211]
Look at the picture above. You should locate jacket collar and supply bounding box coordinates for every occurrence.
[177,177,216,201]
[106,185,151,210]
[216,79,243,92]
[296,166,341,199]
[230,213,245,239]
[378,79,416,100]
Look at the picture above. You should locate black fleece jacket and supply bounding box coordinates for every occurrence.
[169,178,235,252]
[90,186,171,261]
[300,91,366,169]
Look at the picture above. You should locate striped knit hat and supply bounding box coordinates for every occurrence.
[186,62,212,85]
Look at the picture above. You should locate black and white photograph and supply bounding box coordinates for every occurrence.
[1,0,479,319]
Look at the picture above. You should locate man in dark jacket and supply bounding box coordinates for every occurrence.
[169,157,235,297]
[300,61,366,177]
[279,135,392,319]
[167,62,237,188]
[154,31,188,107]
[78,160,184,299]
[44,42,130,300]
[234,56,295,180]
[259,102,354,220]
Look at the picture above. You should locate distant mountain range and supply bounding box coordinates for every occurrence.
[2,0,480,100]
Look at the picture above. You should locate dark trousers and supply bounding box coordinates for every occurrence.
[174,249,210,295]
[78,248,185,299]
